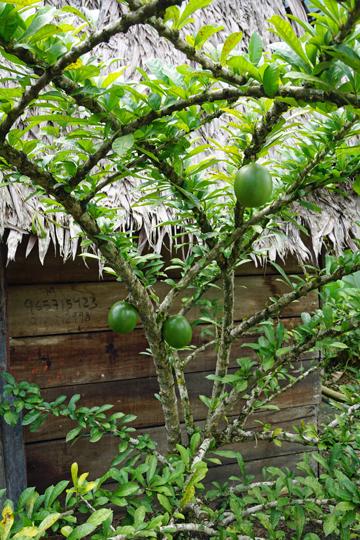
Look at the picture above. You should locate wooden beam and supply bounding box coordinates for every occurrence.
[0,247,27,501]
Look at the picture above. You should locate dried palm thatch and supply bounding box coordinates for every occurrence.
[0,0,359,265]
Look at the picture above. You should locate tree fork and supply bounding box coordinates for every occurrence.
[0,142,181,451]
[0,0,182,142]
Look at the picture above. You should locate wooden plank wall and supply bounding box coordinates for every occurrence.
[5,245,321,491]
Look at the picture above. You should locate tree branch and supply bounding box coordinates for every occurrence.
[0,0,182,141]
[229,100,289,279]
[229,258,360,343]
[0,142,181,450]
[206,266,235,425]
[146,3,360,113]
[67,87,245,188]
[242,101,289,165]
[172,351,195,437]
[221,419,318,447]
[142,144,219,247]
[325,402,360,430]
[0,36,237,210]
[181,437,212,495]
[159,118,357,315]
[71,84,360,186]
[128,0,248,87]
[223,498,334,527]
[82,106,232,202]
[210,317,359,434]
[320,0,360,65]
[112,523,264,539]
[182,251,360,368]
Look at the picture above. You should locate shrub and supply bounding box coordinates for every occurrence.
[0,0,359,537]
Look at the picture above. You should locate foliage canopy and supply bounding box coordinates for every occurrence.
[0,0,359,538]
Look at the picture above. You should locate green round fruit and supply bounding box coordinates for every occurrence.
[107,301,138,334]
[234,163,273,208]
[163,315,192,349]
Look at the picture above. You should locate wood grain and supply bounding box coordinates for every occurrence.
[23,362,320,442]
[5,246,320,491]
[26,405,316,490]
[9,319,316,388]
[7,277,318,338]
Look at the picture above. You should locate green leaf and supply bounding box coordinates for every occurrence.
[177,0,212,29]
[293,505,305,538]
[49,480,69,506]
[220,32,243,66]
[21,8,56,41]
[87,509,113,527]
[0,5,26,42]
[115,526,135,536]
[283,71,332,89]
[115,482,139,498]
[112,134,135,157]
[66,427,82,443]
[13,526,40,539]
[213,450,239,459]
[4,410,18,425]
[67,523,96,540]
[61,6,92,25]
[21,410,41,426]
[302,477,323,498]
[335,501,355,513]
[61,526,73,538]
[71,463,78,486]
[26,23,59,44]
[190,432,201,454]
[101,69,126,88]
[190,460,208,485]
[133,506,146,528]
[270,261,293,287]
[176,444,190,467]
[329,44,360,72]
[269,15,310,66]
[39,513,61,532]
[146,455,157,484]
[329,342,348,349]
[157,493,172,513]
[262,64,279,97]
[4,0,38,5]
[323,513,337,537]
[194,24,224,50]
[180,484,195,508]
[248,32,263,65]
[227,56,260,80]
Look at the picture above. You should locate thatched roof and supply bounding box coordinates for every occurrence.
[1,0,359,265]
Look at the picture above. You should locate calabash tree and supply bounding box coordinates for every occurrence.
[0,0,360,538]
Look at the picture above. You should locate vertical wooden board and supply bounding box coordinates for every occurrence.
[0,249,27,501]
[7,277,318,337]
[25,406,315,491]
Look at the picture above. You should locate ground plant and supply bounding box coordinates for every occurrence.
[0,0,359,538]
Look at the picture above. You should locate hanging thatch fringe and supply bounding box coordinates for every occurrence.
[0,0,359,265]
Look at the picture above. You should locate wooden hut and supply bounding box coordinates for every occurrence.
[0,0,359,499]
